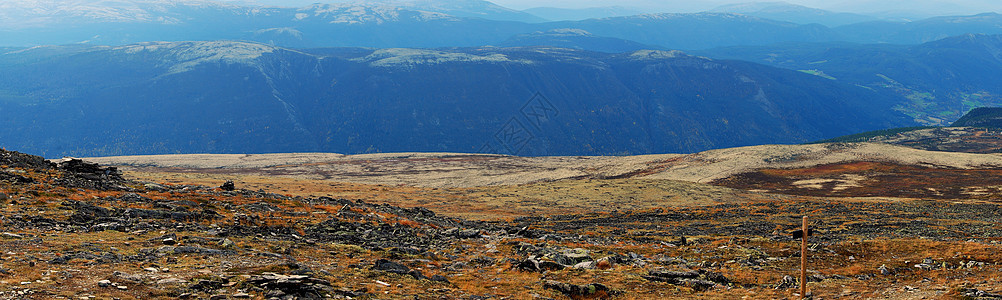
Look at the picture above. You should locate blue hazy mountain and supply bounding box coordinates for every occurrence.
[522,6,645,21]
[0,41,911,157]
[5,1,1002,50]
[697,33,1002,125]
[496,28,660,53]
[835,13,1002,44]
[709,2,878,27]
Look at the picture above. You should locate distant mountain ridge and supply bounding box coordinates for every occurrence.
[710,1,878,27]
[0,41,912,157]
[5,0,1002,50]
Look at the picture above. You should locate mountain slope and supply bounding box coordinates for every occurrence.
[697,34,1002,125]
[0,41,913,157]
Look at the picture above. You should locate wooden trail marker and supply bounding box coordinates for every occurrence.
[801,216,808,299]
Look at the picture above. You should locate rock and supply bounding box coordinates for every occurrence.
[429,275,449,283]
[116,285,127,290]
[112,271,144,283]
[962,288,1002,298]
[2,232,24,239]
[573,261,596,269]
[561,248,592,264]
[0,192,7,201]
[372,259,410,275]
[645,269,700,283]
[543,280,615,298]
[156,278,189,285]
[162,238,176,245]
[247,273,333,298]
[456,229,481,239]
[97,280,112,287]
[220,239,236,249]
[680,279,716,291]
[144,183,167,191]
[220,180,236,191]
[515,258,541,272]
[232,292,251,298]
[537,260,567,271]
[701,270,730,284]
[775,275,797,289]
[878,264,893,275]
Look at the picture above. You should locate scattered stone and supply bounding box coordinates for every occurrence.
[1,232,23,239]
[246,273,333,299]
[232,292,251,298]
[962,288,1002,298]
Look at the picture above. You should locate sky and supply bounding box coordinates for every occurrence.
[228,0,999,16]
[489,0,999,14]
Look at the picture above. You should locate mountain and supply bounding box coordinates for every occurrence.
[220,0,547,22]
[0,41,912,157]
[0,1,839,50]
[0,0,535,48]
[496,28,658,53]
[541,13,842,50]
[697,34,1002,125]
[522,6,645,21]
[709,2,878,27]
[375,0,547,22]
[835,13,1002,44]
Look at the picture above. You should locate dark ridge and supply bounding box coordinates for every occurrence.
[951,107,1002,128]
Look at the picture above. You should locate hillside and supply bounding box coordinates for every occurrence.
[698,34,1002,125]
[0,41,912,158]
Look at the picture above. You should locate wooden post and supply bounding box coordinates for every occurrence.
[801,216,808,299]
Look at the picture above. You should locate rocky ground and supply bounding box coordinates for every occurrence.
[4,148,1002,299]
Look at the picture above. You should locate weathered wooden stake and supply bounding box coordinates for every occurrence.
[801,216,808,299]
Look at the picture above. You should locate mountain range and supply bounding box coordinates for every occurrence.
[0,41,911,157]
[4,0,1002,50]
